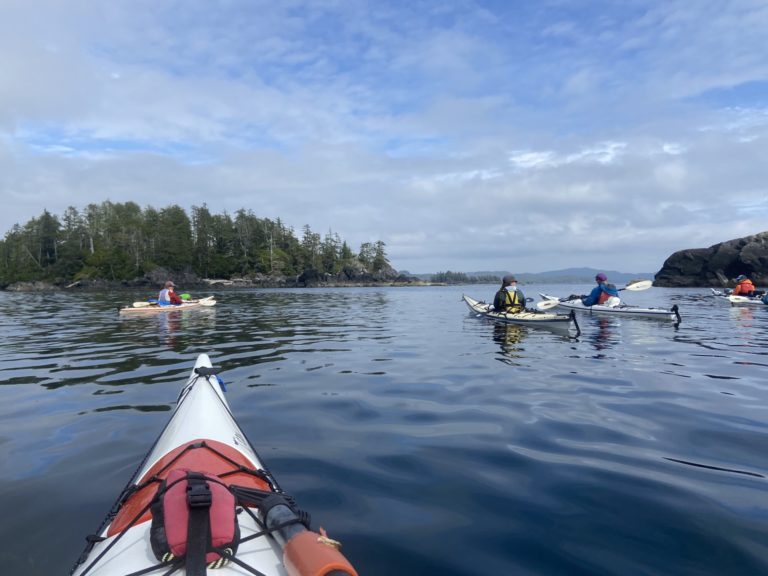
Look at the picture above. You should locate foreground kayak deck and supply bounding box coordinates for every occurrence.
[71,354,356,576]
[539,293,682,322]
[710,288,766,306]
[463,294,579,334]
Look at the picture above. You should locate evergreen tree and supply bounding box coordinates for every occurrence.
[191,204,215,278]
[0,202,393,285]
[372,240,390,272]
[358,242,374,270]
[301,225,321,270]
[155,205,192,270]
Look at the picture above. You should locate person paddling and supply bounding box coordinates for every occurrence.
[493,275,526,313]
[581,272,620,307]
[732,275,756,297]
[158,280,183,306]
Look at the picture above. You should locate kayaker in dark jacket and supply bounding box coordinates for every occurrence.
[582,272,620,306]
[493,275,526,313]
[158,280,183,305]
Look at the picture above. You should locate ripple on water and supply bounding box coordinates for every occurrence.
[1,287,768,575]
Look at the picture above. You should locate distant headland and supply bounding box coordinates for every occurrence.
[654,231,768,287]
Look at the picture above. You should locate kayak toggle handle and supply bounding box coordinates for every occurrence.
[195,366,222,377]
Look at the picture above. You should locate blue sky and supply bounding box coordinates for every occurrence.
[1,0,767,273]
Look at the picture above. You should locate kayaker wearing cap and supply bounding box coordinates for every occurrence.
[158,280,183,305]
[732,274,756,297]
[581,272,620,307]
[493,275,526,313]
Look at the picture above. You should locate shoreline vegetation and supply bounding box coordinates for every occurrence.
[1,201,618,292]
[0,202,509,291]
[3,271,501,292]
[0,201,410,292]
[8,202,760,292]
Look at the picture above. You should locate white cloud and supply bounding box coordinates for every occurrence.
[1,0,767,274]
[509,142,626,172]
[661,143,686,155]
[509,151,556,170]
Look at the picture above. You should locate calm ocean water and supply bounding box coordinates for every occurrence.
[1,285,767,575]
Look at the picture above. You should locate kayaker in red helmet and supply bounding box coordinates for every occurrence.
[493,275,526,313]
[732,275,756,297]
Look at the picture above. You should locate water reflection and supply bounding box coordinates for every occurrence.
[729,306,755,329]
[3,287,768,576]
[157,310,183,348]
[590,317,620,359]
[117,307,218,351]
[493,323,526,363]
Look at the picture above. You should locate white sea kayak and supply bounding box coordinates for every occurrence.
[71,353,357,576]
[463,294,579,333]
[119,296,217,315]
[538,293,681,322]
[710,288,766,306]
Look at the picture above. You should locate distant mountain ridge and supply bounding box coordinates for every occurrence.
[410,268,653,284]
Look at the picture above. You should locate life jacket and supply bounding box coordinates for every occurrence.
[596,283,619,304]
[495,288,524,312]
[733,279,755,296]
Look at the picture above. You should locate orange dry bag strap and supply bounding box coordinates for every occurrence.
[284,530,358,576]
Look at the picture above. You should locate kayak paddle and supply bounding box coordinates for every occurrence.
[535,279,653,310]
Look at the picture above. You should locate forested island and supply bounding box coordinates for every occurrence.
[0,201,411,290]
[6,202,642,291]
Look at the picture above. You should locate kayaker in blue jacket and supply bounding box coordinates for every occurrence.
[582,272,620,306]
[493,275,526,313]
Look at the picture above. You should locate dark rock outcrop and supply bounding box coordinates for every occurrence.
[654,232,768,287]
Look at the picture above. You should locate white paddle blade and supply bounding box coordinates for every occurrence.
[187,295,215,304]
[132,301,152,308]
[623,279,653,291]
[199,299,216,307]
[536,299,561,311]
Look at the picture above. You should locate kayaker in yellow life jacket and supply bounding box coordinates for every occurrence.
[493,275,526,313]
[732,275,756,296]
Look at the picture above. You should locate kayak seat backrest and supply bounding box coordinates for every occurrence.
[150,468,240,566]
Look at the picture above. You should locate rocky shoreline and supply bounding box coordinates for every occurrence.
[8,230,766,292]
[654,231,768,287]
[2,267,430,292]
